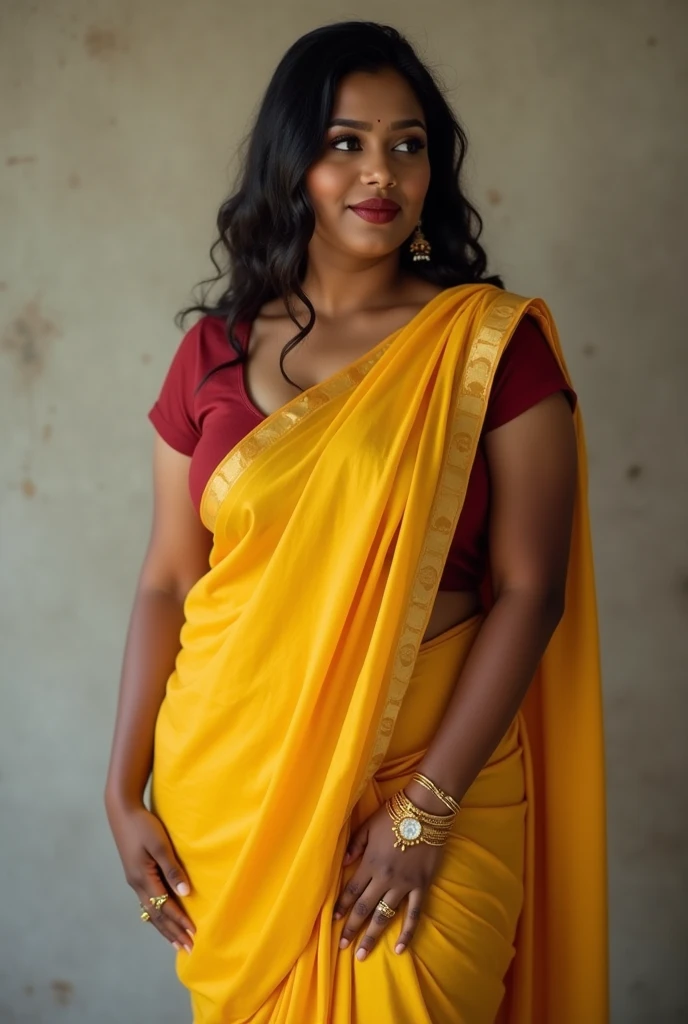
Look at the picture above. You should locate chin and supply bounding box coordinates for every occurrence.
[344,238,401,260]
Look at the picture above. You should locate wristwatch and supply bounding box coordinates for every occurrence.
[386,789,454,852]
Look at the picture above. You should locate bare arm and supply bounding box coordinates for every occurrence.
[405,390,578,812]
[104,434,212,810]
[103,435,211,951]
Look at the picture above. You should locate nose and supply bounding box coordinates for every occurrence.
[360,146,396,189]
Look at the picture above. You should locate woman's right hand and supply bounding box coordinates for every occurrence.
[107,800,196,953]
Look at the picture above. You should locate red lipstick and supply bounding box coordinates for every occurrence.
[349,197,401,224]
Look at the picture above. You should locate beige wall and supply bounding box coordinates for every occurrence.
[1,1,686,1021]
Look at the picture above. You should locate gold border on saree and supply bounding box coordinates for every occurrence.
[347,291,537,811]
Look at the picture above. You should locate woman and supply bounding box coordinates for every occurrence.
[105,21,607,1024]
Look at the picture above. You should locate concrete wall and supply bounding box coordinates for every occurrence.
[1,1,686,1020]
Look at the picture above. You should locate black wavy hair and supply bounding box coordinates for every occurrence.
[177,20,503,389]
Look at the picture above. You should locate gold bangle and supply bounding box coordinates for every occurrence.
[391,789,456,826]
[386,790,455,851]
[389,788,455,818]
[411,772,462,815]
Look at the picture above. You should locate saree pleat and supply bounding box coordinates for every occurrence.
[151,283,607,1022]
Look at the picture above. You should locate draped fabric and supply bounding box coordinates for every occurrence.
[150,284,608,1023]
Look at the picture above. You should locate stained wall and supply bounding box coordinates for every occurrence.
[1,1,686,1020]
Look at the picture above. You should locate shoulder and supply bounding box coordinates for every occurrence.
[484,315,578,432]
[164,314,235,382]
[504,314,549,357]
[152,313,235,406]
[256,296,290,318]
[400,276,445,308]
[498,315,568,382]
[177,313,230,359]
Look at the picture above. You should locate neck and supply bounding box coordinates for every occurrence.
[295,239,405,320]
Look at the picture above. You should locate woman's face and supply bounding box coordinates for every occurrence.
[305,68,430,261]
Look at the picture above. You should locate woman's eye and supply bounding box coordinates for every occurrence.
[393,138,426,154]
[330,135,361,152]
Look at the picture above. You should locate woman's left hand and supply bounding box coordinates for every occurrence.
[332,796,447,961]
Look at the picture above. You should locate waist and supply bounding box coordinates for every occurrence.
[422,589,482,644]
[383,611,486,764]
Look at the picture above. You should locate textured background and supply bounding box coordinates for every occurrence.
[1,0,686,1021]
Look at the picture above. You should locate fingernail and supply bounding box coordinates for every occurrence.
[356,948,367,961]
[395,943,406,955]
[339,938,350,950]
[183,943,192,954]
[176,883,190,896]
[172,941,182,952]
[186,928,196,938]
[333,911,342,921]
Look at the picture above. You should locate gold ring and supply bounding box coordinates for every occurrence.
[149,893,169,911]
[140,908,151,922]
[376,899,396,919]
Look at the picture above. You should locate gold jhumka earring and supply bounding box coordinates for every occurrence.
[409,221,431,262]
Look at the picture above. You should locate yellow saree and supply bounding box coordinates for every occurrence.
[151,283,607,1023]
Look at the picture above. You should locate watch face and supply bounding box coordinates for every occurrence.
[399,817,422,841]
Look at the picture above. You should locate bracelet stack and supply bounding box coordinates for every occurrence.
[410,771,461,814]
[385,772,462,852]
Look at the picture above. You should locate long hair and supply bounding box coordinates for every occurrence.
[178,21,503,389]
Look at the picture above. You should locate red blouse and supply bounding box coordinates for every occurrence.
[149,313,576,591]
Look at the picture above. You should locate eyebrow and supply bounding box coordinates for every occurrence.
[327,117,427,132]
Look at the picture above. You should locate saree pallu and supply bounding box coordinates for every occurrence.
[151,283,608,1023]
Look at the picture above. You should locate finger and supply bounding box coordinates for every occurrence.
[150,891,195,953]
[135,871,194,953]
[338,879,382,951]
[332,864,372,923]
[146,835,191,898]
[141,847,196,937]
[342,823,369,866]
[394,887,425,955]
[135,884,186,950]
[355,889,405,962]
